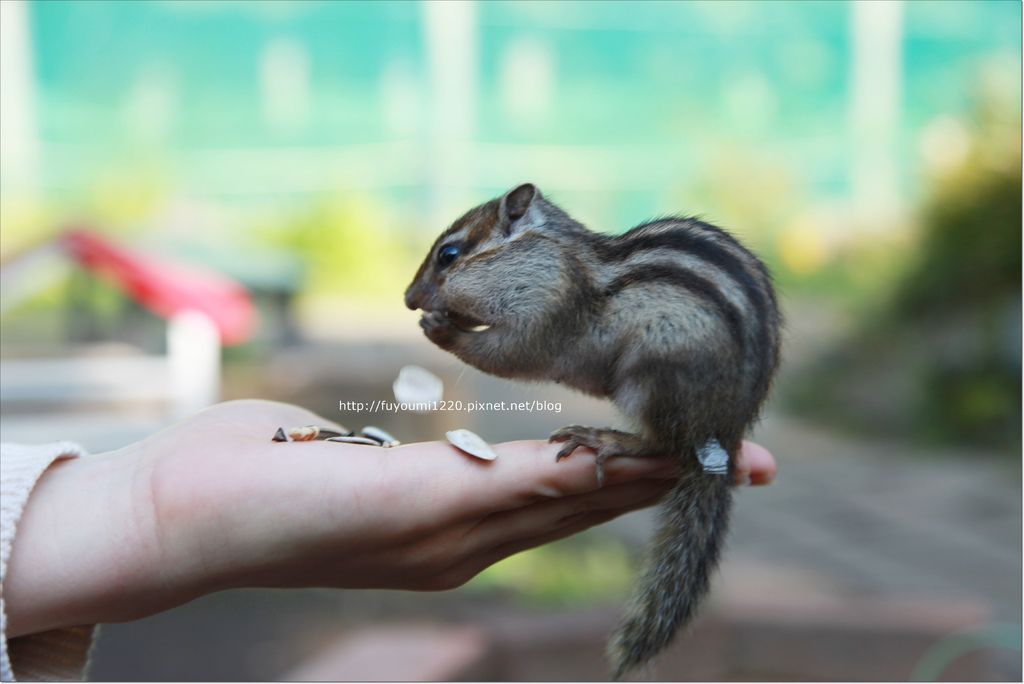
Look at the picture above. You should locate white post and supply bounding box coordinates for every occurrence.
[167,310,221,419]
[0,0,40,193]
[422,0,478,229]
[849,0,904,226]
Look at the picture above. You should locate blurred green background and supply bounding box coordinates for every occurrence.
[0,1,1020,681]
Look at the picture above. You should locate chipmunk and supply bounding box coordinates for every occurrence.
[404,183,781,679]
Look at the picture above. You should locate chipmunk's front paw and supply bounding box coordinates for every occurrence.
[549,426,649,487]
[419,311,460,349]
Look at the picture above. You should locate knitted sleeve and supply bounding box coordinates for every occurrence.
[1,443,98,682]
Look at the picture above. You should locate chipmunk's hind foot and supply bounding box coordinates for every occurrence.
[549,426,651,486]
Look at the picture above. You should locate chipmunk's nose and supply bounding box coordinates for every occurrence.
[404,283,427,310]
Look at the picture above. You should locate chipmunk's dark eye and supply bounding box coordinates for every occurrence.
[437,243,461,269]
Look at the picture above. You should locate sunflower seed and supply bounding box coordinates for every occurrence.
[446,428,497,461]
[288,425,320,441]
[360,426,401,447]
[273,425,355,443]
[326,435,382,446]
[316,427,354,439]
[393,365,444,408]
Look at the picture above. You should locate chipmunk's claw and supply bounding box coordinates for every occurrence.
[550,425,644,487]
[555,439,581,461]
[549,425,592,460]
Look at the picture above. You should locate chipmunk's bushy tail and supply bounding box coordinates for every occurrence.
[608,466,732,680]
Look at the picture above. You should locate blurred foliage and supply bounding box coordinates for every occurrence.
[892,169,1018,319]
[252,193,422,307]
[467,534,634,606]
[787,99,1021,453]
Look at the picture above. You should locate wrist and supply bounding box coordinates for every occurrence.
[3,443,197,636]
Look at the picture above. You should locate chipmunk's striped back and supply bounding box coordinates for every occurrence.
[598,217,780,412]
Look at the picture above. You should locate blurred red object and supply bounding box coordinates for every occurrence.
[60,228,256,345]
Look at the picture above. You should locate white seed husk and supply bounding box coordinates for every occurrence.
[393,365,444,408]
[697,439,729,474]
[446,429,497,461]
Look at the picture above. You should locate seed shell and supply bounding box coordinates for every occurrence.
[326,435,383,446]
[446,429,497,461]
[316,427,354,439]
[360,426,401,447]
[288,425,320,441]
[697,439,729,475]
[393,365,444,408]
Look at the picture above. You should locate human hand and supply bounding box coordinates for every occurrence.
[4,400,775,637]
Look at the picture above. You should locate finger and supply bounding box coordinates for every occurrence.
[374,439,678,522]
[462,478,672,555]
[471,440,677,509]
[732,440,777,486]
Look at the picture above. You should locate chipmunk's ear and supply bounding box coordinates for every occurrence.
[499,183,544,235]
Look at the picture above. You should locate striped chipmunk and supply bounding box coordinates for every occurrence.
[404,183,781,679]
